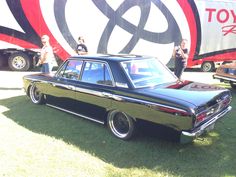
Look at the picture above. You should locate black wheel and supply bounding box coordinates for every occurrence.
[201,61,215,72]
[8,52,31,71]
[107,111,135,140]
[230,82,236,89]
[29,84,45,104]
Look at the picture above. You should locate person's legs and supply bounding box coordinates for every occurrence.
[174,67,178,76]
[178,66,185,79]
[49,63,53,73]
[174,65,181,78]
[174,58,187,79]
[41,63,50,73]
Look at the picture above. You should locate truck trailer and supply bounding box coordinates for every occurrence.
[0,0,235,71]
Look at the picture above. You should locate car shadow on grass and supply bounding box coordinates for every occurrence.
[0,95,236,177]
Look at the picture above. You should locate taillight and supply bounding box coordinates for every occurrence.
[196,112,207,123]
[159,107,189,116]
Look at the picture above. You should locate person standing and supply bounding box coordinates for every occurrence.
[76,36,88,55]
[37,35,55,73]
[173,39,189,79]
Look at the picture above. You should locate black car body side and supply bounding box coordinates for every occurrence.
[23,54,232,142]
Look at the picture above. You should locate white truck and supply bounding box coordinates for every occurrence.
[0,0,235,71]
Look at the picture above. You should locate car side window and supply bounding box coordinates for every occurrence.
[81,61,112,86]
[57,60,83,80]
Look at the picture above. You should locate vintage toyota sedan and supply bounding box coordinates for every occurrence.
[23,54,232,143]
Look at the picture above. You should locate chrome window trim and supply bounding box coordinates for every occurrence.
[80,60,115,87]
[120,58,177,89]
[55,58,116,87]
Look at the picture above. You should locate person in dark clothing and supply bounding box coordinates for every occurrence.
[173,39,189,79]
[76,36,88,55]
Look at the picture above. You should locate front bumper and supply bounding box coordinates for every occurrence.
[180,106,232,143]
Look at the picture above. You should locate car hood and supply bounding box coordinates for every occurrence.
[138,80,230,107]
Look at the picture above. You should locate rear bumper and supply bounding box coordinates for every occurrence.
[180,106,232,143]
[213,74,236,83]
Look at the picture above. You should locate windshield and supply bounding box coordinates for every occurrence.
[121,58,177,88]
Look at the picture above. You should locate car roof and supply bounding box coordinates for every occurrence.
[69,54,153,62]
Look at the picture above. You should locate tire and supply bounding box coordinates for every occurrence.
[29,84,45,104]
[201,62,215,72]
[230,82,236,89]
[8,52,31,71]
[107,110,135,140]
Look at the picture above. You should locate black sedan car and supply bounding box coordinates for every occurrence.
[23,54,232,143]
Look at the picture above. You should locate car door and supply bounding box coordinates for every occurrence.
[74,60,113,122]
[43,59,83,112]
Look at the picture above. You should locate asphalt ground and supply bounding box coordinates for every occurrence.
[0,69,219,90]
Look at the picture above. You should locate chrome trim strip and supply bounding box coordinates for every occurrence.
[41,80,50,84]
[213,75,236,82]
[52,83,74,90]
[75,87,104,97]
[27,78,41,82]
[46,103,104,124]
[47,81,188,114]
[181,106,232,137]
[44,80,188,114]
[118,95,189,114]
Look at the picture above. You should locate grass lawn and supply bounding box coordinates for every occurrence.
[0,84,236,177]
